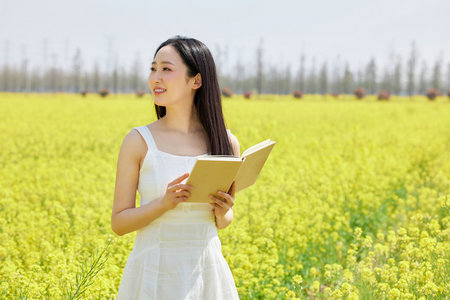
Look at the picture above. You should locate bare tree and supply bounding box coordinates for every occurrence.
[255,38,264,94]
[418,60,427,95]
[393,57,402,95]
[72,48,82,92]
[318,62,328,94]
[365,58,377,94]
[380,66,392,93]
[306,57,317,93]
[406,42,417,95]
[430,55,443,92]
[331,55,341,94]
[297,54,306,91]
[92,61,101,92]
[341,63,353,94]
[112,62,119,94]
[447,62,450,92]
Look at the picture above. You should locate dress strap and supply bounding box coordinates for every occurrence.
[133,126,159,152]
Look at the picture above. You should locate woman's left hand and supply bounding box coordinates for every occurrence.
[209,181,235,219]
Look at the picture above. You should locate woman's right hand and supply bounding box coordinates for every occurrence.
[159,172,193,210]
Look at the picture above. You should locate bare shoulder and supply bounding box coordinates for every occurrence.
[227,130,240,157]
[118,128,148,165]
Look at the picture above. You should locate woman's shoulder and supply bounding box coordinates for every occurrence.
[119,126,148,162]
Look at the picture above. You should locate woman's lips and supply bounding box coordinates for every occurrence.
[153,88,166,95]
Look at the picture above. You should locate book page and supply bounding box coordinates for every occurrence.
[235,141,275,192]
[241,139,274,157]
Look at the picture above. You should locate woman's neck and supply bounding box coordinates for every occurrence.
[162,104,203,135]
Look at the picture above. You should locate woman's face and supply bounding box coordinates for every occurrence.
[148,45,196,108]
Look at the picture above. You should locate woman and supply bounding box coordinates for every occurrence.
[111,36,240,299]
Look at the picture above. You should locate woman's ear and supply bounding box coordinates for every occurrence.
[192,73,202,90]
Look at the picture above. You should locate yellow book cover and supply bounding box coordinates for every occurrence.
[186,139,276,203]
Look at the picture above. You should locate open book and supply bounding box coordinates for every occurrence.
[186,139,276,203]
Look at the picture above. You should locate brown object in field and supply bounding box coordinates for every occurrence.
[293,90,303,99]
[354,87,366,99]
[99,88,109,97]
[447,90,450,98]
[222,87,233,98]
[243,91,252,99]
[426,89,439,101]
[377,90,390,101]
[331,93,339,98]
[136,90,145,97]
[80,90,87,97]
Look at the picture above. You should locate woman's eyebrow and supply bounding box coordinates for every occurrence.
[152,61,175,65]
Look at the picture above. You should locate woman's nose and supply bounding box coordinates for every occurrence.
[149,71,161,84]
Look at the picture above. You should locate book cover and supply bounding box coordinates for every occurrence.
[186,139,275,203]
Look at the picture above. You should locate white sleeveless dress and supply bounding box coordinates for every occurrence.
[116,125,239,300]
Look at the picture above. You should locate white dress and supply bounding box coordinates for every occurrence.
[116,125,239,300]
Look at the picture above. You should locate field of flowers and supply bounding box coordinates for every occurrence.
[1,93,449,299]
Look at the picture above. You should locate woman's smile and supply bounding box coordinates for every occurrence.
[153,88,166,95]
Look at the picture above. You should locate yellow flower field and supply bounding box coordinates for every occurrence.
[0,93,449,299]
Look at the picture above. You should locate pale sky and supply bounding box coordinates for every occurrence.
[1,0,449,75]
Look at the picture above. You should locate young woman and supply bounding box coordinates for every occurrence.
[111,36,240,299]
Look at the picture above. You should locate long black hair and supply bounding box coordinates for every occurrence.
[153,36,233,156]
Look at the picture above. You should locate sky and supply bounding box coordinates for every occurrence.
[0,0,449,76]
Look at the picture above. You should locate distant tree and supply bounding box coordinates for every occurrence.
[92,62,100,92]
[447,62,450,93]
[406,42,417,95]
[365,58,377,94]
[20,57,29,92]
[111,58,119,94]
[318,62,328,94]
[331,55,341,94]
[130,52,142,93]
[82,71,89,92]
[234,58,244,94]
[341,63,353,94]
[72,48,82,92]
[306,57,317,94]
[392,58,402,95]
[380,66,392,93]
[255,38,264,94]
[356,67,364,91]
[430,55,443,92]
[297,54,306,92]
[118,67,127,93]
[418,60,427,95]
[280,65,291,94]
[447,63,450,93]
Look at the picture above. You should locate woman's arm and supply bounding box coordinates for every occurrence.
[111,130,192,236]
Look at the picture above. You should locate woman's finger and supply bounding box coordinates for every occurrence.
[168,172,190,187]
[215,198,230,210]
[217,191,234,207]
[175,190,191,198]
[175,196,188,204]
[209,195,230,209]
[168,183,193,193]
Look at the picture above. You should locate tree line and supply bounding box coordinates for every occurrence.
[0,41,448,95]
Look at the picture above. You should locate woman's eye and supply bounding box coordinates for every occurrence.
[163,67,171,71]
[150,67,156,72]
